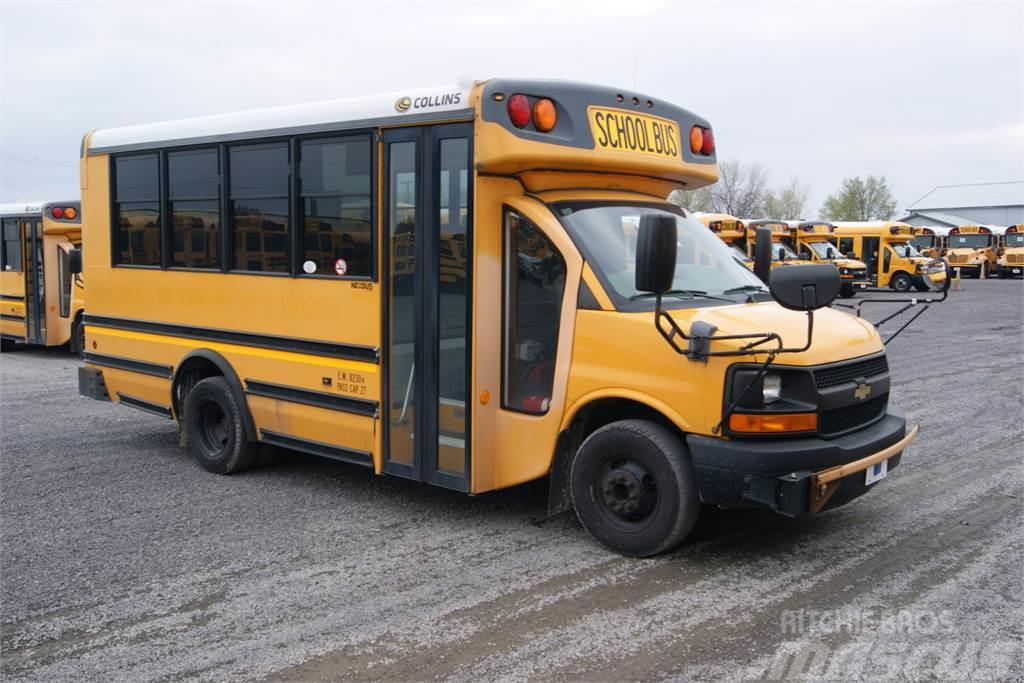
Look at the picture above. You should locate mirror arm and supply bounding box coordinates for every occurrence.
[881,305,930,345]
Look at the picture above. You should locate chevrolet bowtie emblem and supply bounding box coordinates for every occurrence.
[854,382,871,401]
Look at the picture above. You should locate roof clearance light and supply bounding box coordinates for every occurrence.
[64,207,77,220]
[507,94,531,129]
[700,128,715,156]
[689,126,704,154]
[532,98,557,132]
[51,207,64,219]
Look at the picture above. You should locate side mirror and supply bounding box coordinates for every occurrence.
[753,227,772,283]
[770,263,841,311]
[68,248,83,275]
[923,259,951,293]
[635,213,677,294]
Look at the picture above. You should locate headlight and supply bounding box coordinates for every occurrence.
[839,267,850,275]
[763,374,782,404]
[915,264,925,273]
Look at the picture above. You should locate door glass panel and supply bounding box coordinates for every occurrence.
[25,220,45,343]
[436,138,469,475]
[388,141,417,467]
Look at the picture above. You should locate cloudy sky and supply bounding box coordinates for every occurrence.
[1,1,1021,216]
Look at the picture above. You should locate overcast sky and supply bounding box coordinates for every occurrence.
[1,1,1021,217]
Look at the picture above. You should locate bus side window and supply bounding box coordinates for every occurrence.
[58,247,71,317]
[838,237,854,255]
[1,218,22,271]
[883,247,892,272]
[503,210,566,415]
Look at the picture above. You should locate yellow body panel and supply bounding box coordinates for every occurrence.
[833,222,929,288]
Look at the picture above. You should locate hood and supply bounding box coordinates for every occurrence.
[833,258,867,269]
[675,300,882,366]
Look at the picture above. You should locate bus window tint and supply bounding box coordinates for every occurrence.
[2,218,21,271]
[503,211,565,414]
[169,149,219,269]
[300,138,372,277]
[230,144,289,272]
[949,234,991,249]
[114,154,160,265]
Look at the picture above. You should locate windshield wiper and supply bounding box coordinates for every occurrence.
[630,289,738,304]
[722,285,767,295]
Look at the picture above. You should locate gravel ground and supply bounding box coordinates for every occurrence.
[1,279,1021,681]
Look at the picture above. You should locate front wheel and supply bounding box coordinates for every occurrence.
[890,273,912,292]
[183,376,258,474]
[570,419,700,557]
[839,284,856,298]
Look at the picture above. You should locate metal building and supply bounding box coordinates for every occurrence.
[899,181,1023,227]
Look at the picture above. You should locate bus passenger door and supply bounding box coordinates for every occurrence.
[862,237,880,284]
[382,124,472,491]
[24,218,45,345]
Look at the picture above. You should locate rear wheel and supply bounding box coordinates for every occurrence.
[890,272,912,292]
[839,284,856,298]
[183,376,258,474]
[570,419,700,557]
[71,315,85,359]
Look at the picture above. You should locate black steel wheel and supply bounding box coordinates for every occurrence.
[890,272,912,292]
[570,419,700,557]
[183,376,257,474]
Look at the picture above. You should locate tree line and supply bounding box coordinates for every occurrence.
[669,160,898,221]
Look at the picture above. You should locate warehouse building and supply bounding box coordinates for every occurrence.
[899,181,1023,227]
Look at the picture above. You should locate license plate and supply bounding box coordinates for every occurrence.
[865,459,888,485]
[1013,269,1022,274]
[588,107,681,159]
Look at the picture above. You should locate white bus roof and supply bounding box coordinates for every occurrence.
[916,225,953,236]
[0,201,44,217]
[86,84,473,155]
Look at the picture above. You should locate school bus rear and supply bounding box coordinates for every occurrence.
[78,79,916,557]
[695,213,752,269]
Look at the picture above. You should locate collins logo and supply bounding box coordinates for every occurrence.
[395,92,462,114]
[395,97,412,113]
[853,382,871,401]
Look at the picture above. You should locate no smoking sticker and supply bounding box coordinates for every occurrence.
[334,258,347,276]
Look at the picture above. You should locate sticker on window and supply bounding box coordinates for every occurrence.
[334,258,348,276]
[303,260,317,274]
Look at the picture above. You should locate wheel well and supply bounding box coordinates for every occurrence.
[546,397,684,516]
[171,357,222,420]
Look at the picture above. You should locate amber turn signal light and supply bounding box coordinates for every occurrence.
[63,207,77,220]
[689,126,703,154]
[532,98,557,132]
[728,412,818,434]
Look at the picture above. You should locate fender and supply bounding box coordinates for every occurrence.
[558,387,697,435]
[171,349,257,442]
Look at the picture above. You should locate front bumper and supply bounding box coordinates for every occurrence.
[686,408,913,516]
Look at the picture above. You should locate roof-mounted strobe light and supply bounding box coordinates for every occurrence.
[507,94,531,128]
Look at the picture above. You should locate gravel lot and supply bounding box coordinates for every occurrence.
[2,279,1021,681]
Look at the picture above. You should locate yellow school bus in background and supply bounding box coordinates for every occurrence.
[1,201,86,352]
[911,226,951,260]
[743,219,808,267]
[784,220,870,297]
[77,79,919,557]
[695,212,752,269]
[833,221,932,292]
[997,224,1023,278]
[945,224,1004,278]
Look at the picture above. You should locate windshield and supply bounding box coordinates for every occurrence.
[553,202,766,301]
[910,236,935,250]
[806,241,840,260]
[771,242,798,261]
[1006,233,1024,247]
[890,241,923,258]
[949,234,992,249]
[730,245,751,263]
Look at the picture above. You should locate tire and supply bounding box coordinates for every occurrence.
[890,273,912,292]
[913,282,930,292]
[839,284,856,298]
[0,338,14,353]
[71,315,85,359]
[570,419,700,557]
[182,376,258,474]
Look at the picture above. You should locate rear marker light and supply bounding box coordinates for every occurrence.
[700,129,715,156]
[507,94,531,128]
[532,98,557,132]
[51,207,63,219]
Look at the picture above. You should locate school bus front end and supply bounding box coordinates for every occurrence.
[78,78,917,557]
[945,225,1000,278]
[789,221,870,296]
[997,225,1024,278]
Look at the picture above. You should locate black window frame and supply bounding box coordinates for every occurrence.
[166,147,222,271]
[297,133,376,281]
[1,217,23,273]
[500,206,567,416]
[110,153,162,268]
[106,129,379,282]
[227,141,292,276]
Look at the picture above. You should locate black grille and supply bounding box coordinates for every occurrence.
[820,394,888,436]
[814,355,889,389]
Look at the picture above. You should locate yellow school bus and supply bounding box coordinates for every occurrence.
[694,212,752,269]
[910,226,951,259]
[785,220,870,297]
[832,221,932,292]
[945,224,1004,278]
[77,79,921,556]
[1,201,86,352]
[742,219,810,268]
[997,224,1023,278]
